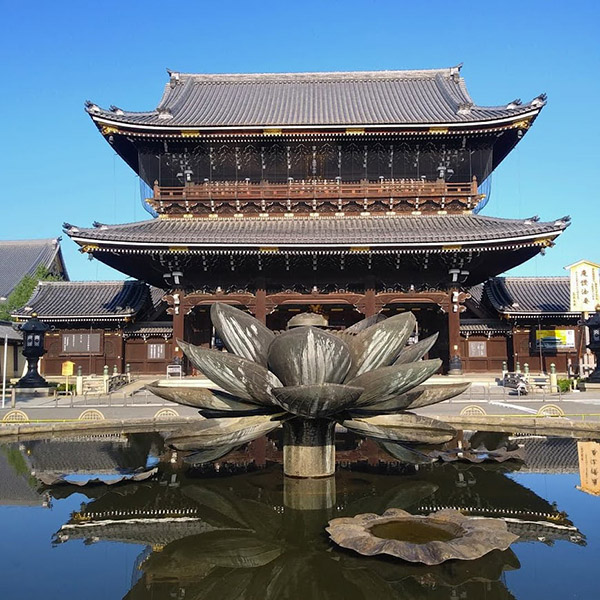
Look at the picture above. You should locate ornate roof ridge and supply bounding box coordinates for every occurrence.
[35,279,143,286]
[166,66,463,83]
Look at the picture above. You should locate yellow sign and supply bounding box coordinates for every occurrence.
[535,329,575,350]
[566,260,600,313]
[61,361,75,376]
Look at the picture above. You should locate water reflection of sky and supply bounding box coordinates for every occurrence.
[506,472,600,600]
[0,434,598,599]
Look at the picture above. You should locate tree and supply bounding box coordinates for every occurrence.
[0,265,61,321]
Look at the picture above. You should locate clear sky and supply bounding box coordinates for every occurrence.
[1,0,598,282]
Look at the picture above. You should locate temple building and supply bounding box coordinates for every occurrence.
[54,66,569,373]
[13,281,172,375]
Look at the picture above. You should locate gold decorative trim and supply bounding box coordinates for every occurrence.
[81,244,99,253]
[259,246,279,253]
[180,130,200,137]
[513,119,531,129]
[168,246,189,253]
[428,127,449,133]
[442,244,462,251]
[350,246,370,253]
[101,125,120,135]
[263,128,282,135]
[346,128,365,134]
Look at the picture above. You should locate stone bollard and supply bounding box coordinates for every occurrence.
[11,388,16,408]
[550,363,558,393]
[76,365,83,396]
[103,365,109,394]
[126,363,131,383]
[502,361,508,379]
[516,361,521,374]
[524,363,529,379]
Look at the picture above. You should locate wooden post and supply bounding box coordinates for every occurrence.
[254,288,267,325]
[363,287,377,317]
[171,290,185,359]
[448,290,462,375]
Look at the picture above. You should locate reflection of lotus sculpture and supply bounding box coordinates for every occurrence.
[131,476,520,600]
[327,508,519,565]
[149,303,469,477]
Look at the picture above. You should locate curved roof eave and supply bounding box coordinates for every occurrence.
[87,107,542,134]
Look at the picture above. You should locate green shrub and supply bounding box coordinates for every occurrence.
[557,378,571,393]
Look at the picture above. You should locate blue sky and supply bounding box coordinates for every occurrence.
[1,0,598,281]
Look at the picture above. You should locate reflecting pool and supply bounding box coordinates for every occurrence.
[0,431,598,599]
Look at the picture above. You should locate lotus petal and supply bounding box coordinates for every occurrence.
[179,340,281,405]
[393,332,439,365]
[267,327,351,386]
[347,359,442,407]
[211,302,275,367]
[405,382,470,410]
[379,441,437,465]
[344,313,387,334]
[166,414,285,449]
[345,312,417,380]
[272,384,363,418]
[146,383,260,412]
[347,387,425,415]
[351,381,470,415]
[184,446,237,465]
[342,413,456,444]
[150,530,282,569]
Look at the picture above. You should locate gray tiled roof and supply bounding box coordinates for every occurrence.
[123,322,173,338]
[12,280,151,321]
[459,319,512,334]
[64,214,569,249]
[520,437,579,473]
[0,321,21,342]
[86,66,545,129]
[485,277,577,316]
[0,238,66,299]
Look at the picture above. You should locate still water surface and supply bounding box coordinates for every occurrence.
[0,432,598,599]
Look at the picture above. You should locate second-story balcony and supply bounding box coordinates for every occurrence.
[149,177,484,216]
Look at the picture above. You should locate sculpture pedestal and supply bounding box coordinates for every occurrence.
[283,418,335,478]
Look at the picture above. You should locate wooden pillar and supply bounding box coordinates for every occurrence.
[254,288,267,325]
[447,290,462,375]
[171,290,186,359]
[363,287,377,317]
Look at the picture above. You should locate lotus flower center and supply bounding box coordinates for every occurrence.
[369,518,463,544]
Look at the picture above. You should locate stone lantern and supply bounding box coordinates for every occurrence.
[17,313,50,388]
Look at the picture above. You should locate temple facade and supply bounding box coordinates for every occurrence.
[56,66,569,374]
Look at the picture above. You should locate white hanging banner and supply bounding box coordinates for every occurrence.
[566,260,600,312]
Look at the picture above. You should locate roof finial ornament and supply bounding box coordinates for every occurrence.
[84,100,100,113]
[449,63,463,81]
[531,93,547,108]
[506,99,522,109]
[109,105,124,115]
[167,69,180,87]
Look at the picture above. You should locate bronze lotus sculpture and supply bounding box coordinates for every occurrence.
[149,303,469,477]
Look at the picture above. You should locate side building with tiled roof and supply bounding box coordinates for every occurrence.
[0,238,68,301]
[460,277,583,374]
[12,281,172,375]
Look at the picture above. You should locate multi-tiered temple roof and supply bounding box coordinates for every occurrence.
[68,65,562,293]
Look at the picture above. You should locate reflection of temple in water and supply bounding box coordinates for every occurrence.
[43,433,586,600]
[1,431,592,600]
[577,441,600,496]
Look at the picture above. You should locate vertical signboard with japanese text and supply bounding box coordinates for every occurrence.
[566,260,600,313]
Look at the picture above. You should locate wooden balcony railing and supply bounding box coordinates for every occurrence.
[149,177,483,215]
